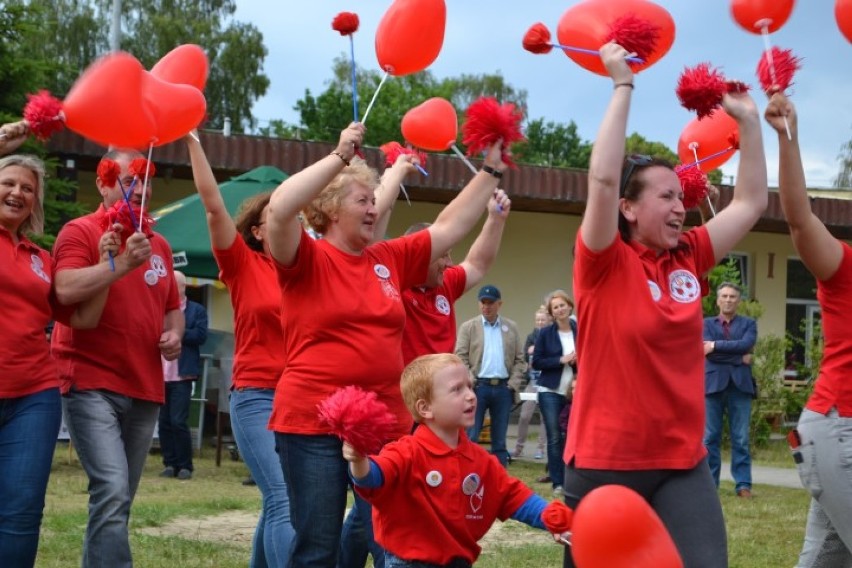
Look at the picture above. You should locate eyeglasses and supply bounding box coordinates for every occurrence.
[619,154,654,197]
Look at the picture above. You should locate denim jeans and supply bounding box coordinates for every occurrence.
[339,488,385,568]
[538,391,567,488]
[275,432,350,568]
[794,409,852,567]
[703,382,752,491]
[63,389,159,568]
[159,380,194,472]
[0,388,61,567]
[230,388,295,568]
[466,382,513,466]
[385,551,471,568]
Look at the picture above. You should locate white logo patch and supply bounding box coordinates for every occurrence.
[426,470,443,487]
[373,264,390,279]
[30,254,50,283]
[668,269,700,303]
[647,280,662,302]
[144,269,159,286]
[150,254,167,277]
[435,294,451,315]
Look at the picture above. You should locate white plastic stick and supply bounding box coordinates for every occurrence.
[450,144,478,175]
[361,71,389,125]
[760,25,791,140]
[137,143,154,233]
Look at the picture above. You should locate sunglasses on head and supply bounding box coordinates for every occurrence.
[619,154,654,197]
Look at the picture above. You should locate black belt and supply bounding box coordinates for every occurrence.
[477,378,508,386]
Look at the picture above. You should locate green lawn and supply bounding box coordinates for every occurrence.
[35,440,808,567]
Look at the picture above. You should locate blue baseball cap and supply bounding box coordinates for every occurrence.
[478,285,501,301]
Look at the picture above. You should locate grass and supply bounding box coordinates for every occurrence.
[35,439,807,567]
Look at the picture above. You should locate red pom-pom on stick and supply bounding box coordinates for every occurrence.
[380,141,427,169]
[332,12,359,36]
[129,157,157,179]
[318,386,398,456]
[461,97,525,168]
[23,90,65,140]
[97,158,121,188]
[542,500,574,533]
[100,200,155,243]
[522,23,553,54]
[676,63,727,119]
[675,165,709,209]
[605,13,661,63]
[757,46,801,95]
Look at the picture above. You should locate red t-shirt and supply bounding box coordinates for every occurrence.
[806,242,852,416]
[51,207,180,404]
[401,264,467,365]
[268,230,430,439]
[360,425,533,565]
[214,237,284,389]
[0,228,59,398]
[566,227,715,470]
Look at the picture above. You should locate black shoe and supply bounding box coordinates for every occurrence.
[177,469,192,480]
[242,476,256,486]
[159,466,176,478]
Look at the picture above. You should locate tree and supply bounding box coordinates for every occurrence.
[22,0,269,133]
[834,135,852,189]
[513,118,591,169]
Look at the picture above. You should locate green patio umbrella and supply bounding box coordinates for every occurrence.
[153,166,288,279]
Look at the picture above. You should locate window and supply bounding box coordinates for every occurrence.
[785,258,819,379]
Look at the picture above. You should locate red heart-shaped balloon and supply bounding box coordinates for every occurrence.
[837,0,852,43]
[142,72,207,147]
[151,44,209,91]
[556,0,675,77]
[572,485,683,568]
[63,52,157,148]
[678,109,739,173]
[401,98,457,151]
[730,0,795,34]
[375,0,446,76]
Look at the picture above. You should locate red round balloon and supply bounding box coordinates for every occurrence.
[401,98,457,151]
[678,110,739,173]
[556,0,675,76]
[572,485,683,568]
[837,0,852,43]
[63,52,157,148]
[375,0,446,76]
[151,44,209,91]
[730,0,795,34]
[143,72,207,147]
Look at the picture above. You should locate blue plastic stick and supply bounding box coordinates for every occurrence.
[108,252,115,272]
[415,164,429,177]
[117,178,140,231]
[677,146,735,171]
[552,43,644,64]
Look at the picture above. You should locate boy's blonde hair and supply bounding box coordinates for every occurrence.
[402,353,465,423]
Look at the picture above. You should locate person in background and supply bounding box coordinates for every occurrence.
[532,290,578,498]
[0,150,112,568]
[702,281,756,498]
[513,307,550,460]
[185,132,294,566]
[159,270,208,481]
[765,92,852,567]
[563,42,767,567]
[456,285,526,467]
[52,149,184,568]
[265,122,508,568]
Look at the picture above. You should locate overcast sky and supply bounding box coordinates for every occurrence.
[234,1,852,189]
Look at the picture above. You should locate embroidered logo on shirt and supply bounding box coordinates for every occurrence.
[669,269,700,303]
[647,280,662,302]
[469,484,484,514]
[150,254,168,277]
[30,254,50,283]
[435,294,450,315]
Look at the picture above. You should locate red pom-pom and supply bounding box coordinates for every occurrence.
[542,500,574,533]
[523,23,553,54]
[23,90,64,141]
[318,386,398,456]
[675,164,709,209]
[379,141,427,169]
[756,46,801,95]
[129,157,156,180]
[461,97,525,168]
[676,63,727,119]
[332,12,360,36]
[96,158,121,188]
[100,200,156,245]
[605,13,661,64]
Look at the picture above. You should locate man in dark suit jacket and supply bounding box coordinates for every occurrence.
[702,282,757,498]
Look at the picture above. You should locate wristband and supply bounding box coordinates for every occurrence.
[614,82,634,90]
[330,151,350,167]
[482,165,503,179]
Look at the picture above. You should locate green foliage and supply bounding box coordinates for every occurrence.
[749,333,787,447]
[625,132,679,163]
[513,118,591,169]
[702,257,763,318]
[834,134,852,189]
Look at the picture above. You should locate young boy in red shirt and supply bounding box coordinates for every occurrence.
[342,353,569,567]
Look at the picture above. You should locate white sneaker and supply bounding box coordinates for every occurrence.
[553,486,564,498]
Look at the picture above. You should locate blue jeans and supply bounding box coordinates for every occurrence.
[339,488,385,568]
[63,389,159,568]
[466,382,513,466]
[159,380,193,472]
[538,391,567,488]
[385,551,471,567]
[275,433,350,568]
[0,388,61,567]
[703,382,752,491]
[230,388,294,568]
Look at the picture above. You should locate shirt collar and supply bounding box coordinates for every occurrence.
[481,315,501,327]
[0,225,41,253]
[414,424,477,462]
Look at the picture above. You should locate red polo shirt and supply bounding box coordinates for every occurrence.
[401,265,466,365]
